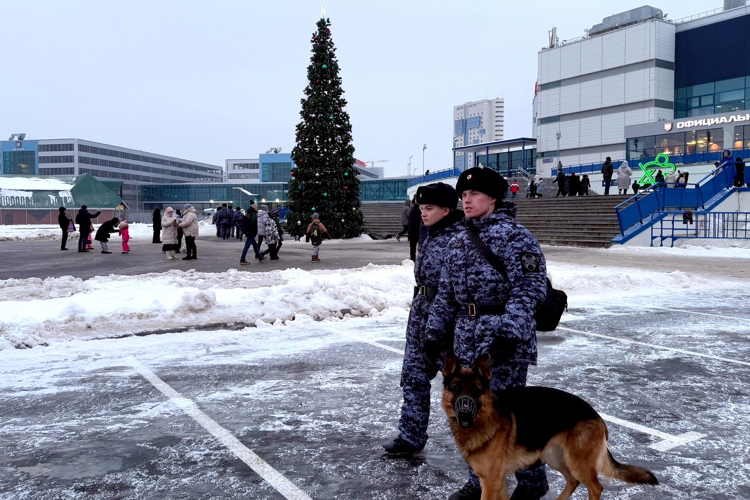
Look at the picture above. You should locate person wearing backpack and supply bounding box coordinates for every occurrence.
[306,212,329,263]
[422,166,550,500]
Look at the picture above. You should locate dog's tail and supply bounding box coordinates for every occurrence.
[603,449,658,485]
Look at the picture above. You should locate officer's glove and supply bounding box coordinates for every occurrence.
[488,335,518,363]
[421,340,443,380]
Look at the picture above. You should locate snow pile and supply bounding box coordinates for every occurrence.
[607,239,750,259]
[0,263,415,351]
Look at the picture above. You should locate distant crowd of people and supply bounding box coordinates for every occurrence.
[56,201,329,264]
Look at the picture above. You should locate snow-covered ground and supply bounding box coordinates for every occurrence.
[0,259,744,351]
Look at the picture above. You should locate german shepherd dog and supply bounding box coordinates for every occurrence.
[442,353,657,500]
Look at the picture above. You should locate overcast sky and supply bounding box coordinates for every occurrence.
[2,0,720,178]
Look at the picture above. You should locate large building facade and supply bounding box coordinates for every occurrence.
[534,2,750,173]
[0,137,223,208]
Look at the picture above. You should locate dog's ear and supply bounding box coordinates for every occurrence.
[473,353,492,382]
[443,351,460,378]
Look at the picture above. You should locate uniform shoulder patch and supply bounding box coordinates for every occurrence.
[520,252,541,273]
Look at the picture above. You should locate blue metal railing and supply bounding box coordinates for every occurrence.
[557,149,750,178]
[652,211,750,247]
[408,167,463,187]
[615,163,737,235]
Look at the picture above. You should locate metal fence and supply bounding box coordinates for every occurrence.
[652,211,750,246]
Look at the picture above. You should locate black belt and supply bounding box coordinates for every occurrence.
[414,285,438,298]
[465,303,506,317]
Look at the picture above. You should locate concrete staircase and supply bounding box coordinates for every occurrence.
[360,202,407,238]
[360,193,628,247]
[513,195,629,248]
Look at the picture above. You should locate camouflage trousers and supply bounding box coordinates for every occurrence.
[467,361,547,489]
[397,331,433,449]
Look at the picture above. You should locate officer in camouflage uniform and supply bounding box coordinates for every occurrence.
[423,167,549,500]
[384,183,464,455]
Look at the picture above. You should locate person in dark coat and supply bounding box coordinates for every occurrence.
[654,170,665,185]
[632,180,640,195]
[601,157,614,195]
[95,217,120,254]
[58,207,72,251]
[233,207,244,240]
[396,199,411,241]
[735,157,745,187]
[240,202,264,264]
[212,205,221,237]
[580,174,591,196]
[175,209,184,253]
[152,208,162,243]
[384,183,464,455]
[75,205,101,252]
[407,196,422,261]
[568,173,581,196]
[552,169,566,197]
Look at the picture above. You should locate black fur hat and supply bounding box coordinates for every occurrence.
[455,167,508,200]
[416,182,457,208]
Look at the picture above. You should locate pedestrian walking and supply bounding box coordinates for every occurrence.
[178,204,199,260]
[616,161,633,195]
[580,174,591,196]
[422,166,549,500]
[632,180,640,195]
[396,199,411,241]
[568,173,581,197]
[735,157,745,187]
[212,206,221,237]
[384,182,464,456]
[233,207,244,240]
[257,204,270,248]
[510,180,520,198]
[240,201,265,264]
[218,203,232,239]
[601,157,614,195]
[152,208,162,243]
[272,211,284,256]
[553,169,566,197]
[407,196,421,261]
[75,205,101,252]
[175,209,184,253]
[118,220,131,253]
[95,217,120,254]
[161,207,179,260]
[262,212,281,260]
[58,207,72,251]
[306,212,329,263]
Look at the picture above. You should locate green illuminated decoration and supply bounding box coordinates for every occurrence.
[637,153,676,185]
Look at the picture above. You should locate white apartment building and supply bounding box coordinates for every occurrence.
[533,6,675,172]
[453,98,505,169]
[224,158,260,184]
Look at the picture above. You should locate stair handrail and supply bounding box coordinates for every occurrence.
[615,163,737,236]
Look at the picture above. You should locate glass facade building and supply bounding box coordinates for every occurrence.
[476,148,537,176]
[674,13,750,118]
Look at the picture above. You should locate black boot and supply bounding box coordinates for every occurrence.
[448,481,482,500]
[510,478,549,500]
[383,436,423,455]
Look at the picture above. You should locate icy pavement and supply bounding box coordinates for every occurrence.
[1,263,749,498]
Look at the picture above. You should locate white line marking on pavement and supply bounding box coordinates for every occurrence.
[126,356,313,500]
[557,326,750,367]
[648,306,750,323]
[361,340,706,452]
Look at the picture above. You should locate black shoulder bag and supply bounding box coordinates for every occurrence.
[465,224,567,332]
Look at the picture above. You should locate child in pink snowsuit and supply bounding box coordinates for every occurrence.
[119,220,130,253]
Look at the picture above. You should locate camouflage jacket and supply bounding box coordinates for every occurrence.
[424,203,547,365]
[407,211,464,348]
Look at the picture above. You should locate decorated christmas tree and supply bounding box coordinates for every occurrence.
[286,15,363,239]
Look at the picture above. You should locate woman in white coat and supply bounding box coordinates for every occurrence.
[161,207,179,260]
[616,161,633,195]
[178,204,199,260]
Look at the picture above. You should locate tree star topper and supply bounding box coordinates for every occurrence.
[321,0,327,18]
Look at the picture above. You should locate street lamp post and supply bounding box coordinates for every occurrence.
[422,144,427,176]
[408,155,413,178]
[556,131,562,172]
